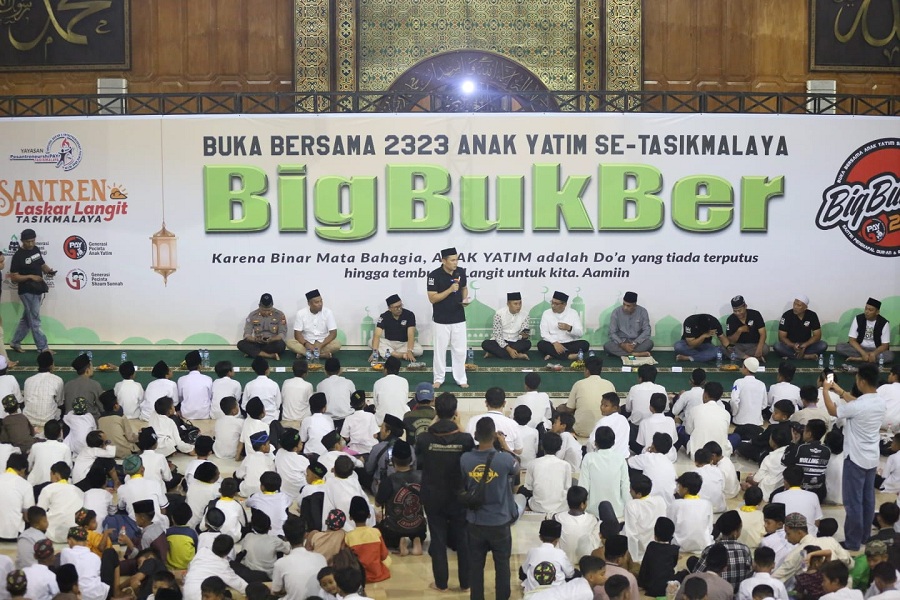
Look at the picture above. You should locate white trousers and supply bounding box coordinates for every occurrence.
[432,321,467,384]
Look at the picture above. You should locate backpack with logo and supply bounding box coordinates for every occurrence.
[382,470,425,534]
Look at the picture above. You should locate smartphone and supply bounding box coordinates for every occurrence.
[825,373,834,384]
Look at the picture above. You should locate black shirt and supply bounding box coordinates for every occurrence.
[682,313,723,340]
[726,309,766,344]
[10,247,45,294]
[415,419,475,509]
[427,266,467,324]
[778,309,821,344]
[782,440,830,500]
[638,541,680,596]
[376,308,417,342]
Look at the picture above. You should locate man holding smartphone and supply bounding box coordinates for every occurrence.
[822,363,885,550]
[481,292,531,360]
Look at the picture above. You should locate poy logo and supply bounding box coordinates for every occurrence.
[63,235,87,260]
[816,138,900,257]
[66,269,87,290]
[9,133,83,172]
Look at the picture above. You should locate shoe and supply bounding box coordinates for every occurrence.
[9,345,23,353]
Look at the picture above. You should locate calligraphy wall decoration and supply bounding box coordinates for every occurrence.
[810,0,900,72]
[0,0,130,71]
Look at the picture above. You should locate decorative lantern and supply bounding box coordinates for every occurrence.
[150,222,177,285]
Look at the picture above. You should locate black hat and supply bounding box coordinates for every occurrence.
[138,427,158,448]
[308,461,327,478]
[20,229,36,240]
[132,499,155,515]
[714,510,742,537]
[539,519,562,539]
[507,292,521,301]
[440,247,457,258]
[385,294,401,306]
[305,289,321,301]
[280,429,301,450]
[763,502,786,522]
[623,291,638,303]
[321,430,341,450]
[71,354,90,371]
[552,291,569,303]
[151,360,169,378]
[604,534,628,559]
[259,293,273,307]
[185,350,201,369]
[731,295,746,308]
[392,439,412,460]
[868,297,882,310]
[383,414,404,431]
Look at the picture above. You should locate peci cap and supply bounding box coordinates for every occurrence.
[440,247,457,258]
[794,294,810,306]
[320,430,340,450]
[308,461,327,478]
[743,357,760,372]
[866,539,889,557]
[867,297,882,310]
[71,354,91,372]
[259,293,273,307]
[2,394,18,412]
[392,439,412,460]
[552,291,569,303]
[539,519,562,539]
[249,431,269,446]
[138,427,158,447]
[507,292,522,301]
[383,414,404,431]
[784,512,807,529]
[132,499,155,515]
[385,294,401,306]
[305,289,321,301]
[731,295,746,308]
[623,291,638,303]
[122,454,142,474]
[67,526,88,541]
[33,539,54,560]
[325,509,347,531]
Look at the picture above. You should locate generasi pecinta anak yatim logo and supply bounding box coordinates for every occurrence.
[816,138,900,258]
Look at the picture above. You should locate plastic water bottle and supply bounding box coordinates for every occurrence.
[577,348,584,362]
[384,347,391,361]
[313,348,320,362]
[86,350,92,361]
[730,349,737,363]
[818,354,824,369]
[588,350,595,358]
[467,347,475,363]
[119,526,127,544]
[370,349,379,363]
[828,354,834,370]
[306,349,312,362]
[203,349,210,368]
[880,354,885,371]
[120,351,127,364]
[715,347,722,368]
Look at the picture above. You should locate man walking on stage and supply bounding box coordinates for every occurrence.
[427,248,469,389]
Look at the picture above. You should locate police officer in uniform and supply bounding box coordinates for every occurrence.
[372,294,423,361]
[427,247,468,389]
[237,292,288,359]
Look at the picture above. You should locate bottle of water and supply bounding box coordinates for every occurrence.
[828,354,834,370]
[715,347,722,368]
[880,354,885,370]
[577,348,584,362]
[467,347,474,363]
[203,349,210,368]
[588,350,595,358]
[370,349,379,363]
[86,350,93,361]
[818,354,824,369]
[313,348,320,362]
[384,347,391,361]
[730,349,737,363]
[306,349,312,362]
[120,351,127,364]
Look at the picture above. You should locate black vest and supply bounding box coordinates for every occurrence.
[856,313,888,347]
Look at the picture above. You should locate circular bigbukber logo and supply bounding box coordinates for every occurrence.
[63,235,87,260]
[816,138,900,257]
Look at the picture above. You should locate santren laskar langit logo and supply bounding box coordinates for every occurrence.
[816,138,900,258]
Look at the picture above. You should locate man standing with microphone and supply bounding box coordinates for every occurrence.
[427,247,469,389]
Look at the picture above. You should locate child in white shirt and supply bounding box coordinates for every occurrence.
[213,396,244,460]
[142,361,177,421]
[512,406,539,472]
[520,520,575,593]
[623,473,667,562]
[704,441,740,499]
[768,362,802,411]
[301,393,334,459]
[37,462,84,543]
[113,361,144,420]
[636,393,678,462]
[281,359,313,425]
[62,398,94,456]
[552,413,582,473]
[340,391,379,457]
[627,432,677,505]
[321,456,374,532]
[275,430,310,502]
[148,397,194,457]
[693,448,726,514]
[27,419,72,485]
[237,431,276,498]
[246,471,293,537]
[240,398,270,458]
[522,432,572,514]
[737,486,766,549]
[211,361,242,420]
[744,426,791,500]
[551,486,600,565]
[879,433,900,493]
[209,478,248,542]
[667,471,713,554]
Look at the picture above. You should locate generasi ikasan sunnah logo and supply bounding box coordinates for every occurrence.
[816,138,900,258]
[1,133,129,224]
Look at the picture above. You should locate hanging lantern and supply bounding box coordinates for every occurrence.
[150,222,177,285]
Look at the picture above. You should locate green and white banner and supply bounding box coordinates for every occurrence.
[1,113,897,347]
